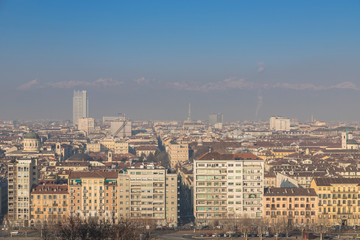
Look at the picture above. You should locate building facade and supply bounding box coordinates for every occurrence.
[310,178,360,226]
[68,171,118,223]
[119,167,179,227]
[8,158,38,227]
[270,117,290,131]
[78,117,95,136]
[193,152,264,225]
[263,188,318,227]
[167,143,189,169]
[30,185,68,227]
[67,168,179,227]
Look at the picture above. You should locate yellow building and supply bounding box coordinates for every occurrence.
[167,143,189,168]
[310,178,360,226]
[68,171,118,222]
[270,149,296,159]
[87,139,129,154]
[264,188,318,227]
[30,184,69,227]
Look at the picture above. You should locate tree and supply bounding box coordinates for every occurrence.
[51,216,151,240]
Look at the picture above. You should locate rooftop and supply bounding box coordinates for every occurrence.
[197,151,262,161]
[314,178,360,186]
[265,187,317,196]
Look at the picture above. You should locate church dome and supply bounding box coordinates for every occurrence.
[24,132,40,139]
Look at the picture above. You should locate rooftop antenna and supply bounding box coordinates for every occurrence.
[187,103,191,122]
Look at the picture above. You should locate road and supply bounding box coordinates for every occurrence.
[154,232,196,240]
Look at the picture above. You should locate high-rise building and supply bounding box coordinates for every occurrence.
[209,113,223,126]
[8,158,38,227]
[0,178,8,221]
[73,90,89,126]
[119,167,179,227]
[269,116,290,131]
[194,151,264,226]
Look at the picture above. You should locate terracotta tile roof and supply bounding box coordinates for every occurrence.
[265,188,317,197]
[197,151,262,160]
[68,171,118,179]
[31,184,68,194]
[314,178,360,186]
[136,146,158,151]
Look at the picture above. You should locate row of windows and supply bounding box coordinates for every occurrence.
[32,195,67,200]
[266,197,316,201]
[265,211,315,216]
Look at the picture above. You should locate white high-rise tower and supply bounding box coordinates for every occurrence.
[73,90,89,126]
[187,103,191,122]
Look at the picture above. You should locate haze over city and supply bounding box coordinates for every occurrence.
[1,0,360,121]
[3,1,360,239]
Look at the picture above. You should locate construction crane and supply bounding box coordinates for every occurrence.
[112,119,128,137]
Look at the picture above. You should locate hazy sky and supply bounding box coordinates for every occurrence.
[0,0,359,122]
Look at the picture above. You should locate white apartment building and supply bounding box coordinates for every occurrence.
[78,117,95,135]
[194,152,264,225]
[270,116,290,131]
[8,158,38,227]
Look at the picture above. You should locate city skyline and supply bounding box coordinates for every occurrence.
[0,1,360,121]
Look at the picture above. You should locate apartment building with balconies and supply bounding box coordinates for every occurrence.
[193,151,264,225]
[118,167,179,227]
[7,158,38,227]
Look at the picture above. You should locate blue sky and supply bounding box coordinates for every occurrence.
[0,0,359,121]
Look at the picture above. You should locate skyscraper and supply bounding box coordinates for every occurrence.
[73,90,89,126]
[209,113,223,126]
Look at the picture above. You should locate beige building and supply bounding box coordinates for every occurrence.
[310,178,360,226]
[264,188,318,227]
[8,158,38,227]
[87,139,129,154]
[194,152,264,225]
[167,143,189,168]
[118,167,178,227]
[135,146,157,157]
[78,117,95,135]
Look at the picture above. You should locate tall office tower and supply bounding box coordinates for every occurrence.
[8,158,38,227]
[194,151,264,226]
[209,113,223,126]
[269,116,290,131]
[187,103,191,122]
[73,90,89,126]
